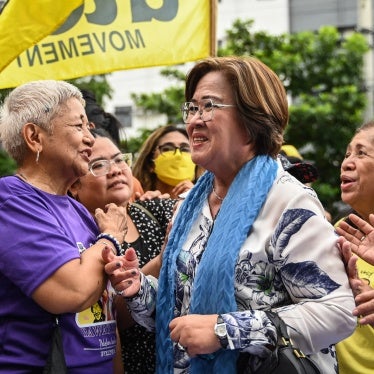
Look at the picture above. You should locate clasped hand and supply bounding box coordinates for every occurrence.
[102,247,141,297]
[95,203,128,241]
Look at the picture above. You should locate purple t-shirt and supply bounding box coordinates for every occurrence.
[0,176,116,373]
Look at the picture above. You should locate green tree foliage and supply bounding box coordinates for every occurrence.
[0,149,16,176]
[121,127,155,156]
[127,68,186,160]
[131,67,186,124]
[0,88,12,105]
[68,74,113,106]
[220,20,369,214]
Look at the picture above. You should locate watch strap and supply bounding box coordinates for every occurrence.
[215,314,228,349]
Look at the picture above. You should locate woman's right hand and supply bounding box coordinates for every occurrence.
[95,203,128,243]
[102,247,141,298]
[353,288,374,325]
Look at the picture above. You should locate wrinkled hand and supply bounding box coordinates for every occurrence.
[102,247,141,297]
[135,190,170,201]
[171,180,194,198]
[169,314,221,357]
[95,203,128,243]
[336,213,374,266]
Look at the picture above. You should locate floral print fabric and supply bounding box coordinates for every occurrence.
[126,169,356,374]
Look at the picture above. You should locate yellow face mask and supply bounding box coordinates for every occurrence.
[153,150,196,186]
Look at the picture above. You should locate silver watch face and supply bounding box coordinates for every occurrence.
[215,323,227,337]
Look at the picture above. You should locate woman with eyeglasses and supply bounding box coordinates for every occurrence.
[103,56,356,373]
[132,124,200,199]
[0,80,127,372]
[69,128,177,374]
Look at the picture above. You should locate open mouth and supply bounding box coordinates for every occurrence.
[192,136,208,145]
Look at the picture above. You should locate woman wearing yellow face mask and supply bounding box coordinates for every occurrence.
[133,125,200,199]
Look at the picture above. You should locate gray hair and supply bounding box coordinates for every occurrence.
[0,80,84,164]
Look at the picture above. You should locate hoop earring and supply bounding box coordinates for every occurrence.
[36,150,40,163]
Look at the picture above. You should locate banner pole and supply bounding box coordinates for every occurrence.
[210,0,217,57]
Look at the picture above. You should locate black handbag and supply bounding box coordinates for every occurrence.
[237,311,321,374]
[43,316,68,374]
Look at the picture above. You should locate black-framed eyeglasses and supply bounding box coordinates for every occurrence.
[88,153,133,177]
[181,98,235,124]
[157,142,191,155]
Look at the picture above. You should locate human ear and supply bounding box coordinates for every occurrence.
[69,179,82,199]
[22,123,43,154]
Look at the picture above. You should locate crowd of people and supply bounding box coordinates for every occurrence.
[1,55,373,374]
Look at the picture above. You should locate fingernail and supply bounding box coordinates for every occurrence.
[116,262,121,267]
[352,309,358,316]
[103,245,116,255]
[131,270,137,275]
[127,280,133,285]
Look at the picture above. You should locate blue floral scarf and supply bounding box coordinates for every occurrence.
[156,155,278,373]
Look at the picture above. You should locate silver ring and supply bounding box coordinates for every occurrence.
[360,235,366,242]
[115,289,124,296]
[176,342,186,351]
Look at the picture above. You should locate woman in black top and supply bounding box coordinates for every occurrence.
[69,129,176,373]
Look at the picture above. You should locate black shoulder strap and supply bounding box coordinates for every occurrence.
[131,202,160,227]
[266,311,290,340]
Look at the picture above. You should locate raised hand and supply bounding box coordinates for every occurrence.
[336,213,374,265]
[135,190,170,201]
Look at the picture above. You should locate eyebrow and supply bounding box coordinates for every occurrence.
[159,142,189,146]
[191,95,222,102]
[89,152,121,163]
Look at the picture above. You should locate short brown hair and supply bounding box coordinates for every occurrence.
[185,56,289,157]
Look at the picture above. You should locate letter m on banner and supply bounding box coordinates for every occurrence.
[0,0,217,89]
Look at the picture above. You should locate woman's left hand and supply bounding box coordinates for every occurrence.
[336,213,374,266]
[169,314,221,357]
[102,247,141,297]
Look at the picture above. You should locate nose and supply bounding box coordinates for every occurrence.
[83,125,95,146]
[187,110,204,128]
[341,155,355,171]
[107,160,122,175]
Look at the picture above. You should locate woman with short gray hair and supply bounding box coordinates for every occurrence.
[0,80,127,372]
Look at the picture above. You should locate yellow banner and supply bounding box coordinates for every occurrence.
[0,0,84,73]
[0,0,216,89]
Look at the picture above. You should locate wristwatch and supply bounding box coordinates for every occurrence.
[214,314,228,349]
